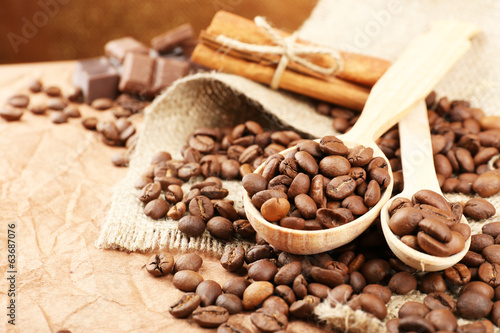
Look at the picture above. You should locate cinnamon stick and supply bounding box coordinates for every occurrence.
[202,11,390,87]
[191,44,369,111]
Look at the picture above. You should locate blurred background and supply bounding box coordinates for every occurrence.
[0,0,318,64]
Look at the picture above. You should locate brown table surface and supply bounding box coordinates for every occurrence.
[0,61,336,333]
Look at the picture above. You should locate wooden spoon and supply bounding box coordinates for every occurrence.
[244,21,481,254]
[380,101,471,271]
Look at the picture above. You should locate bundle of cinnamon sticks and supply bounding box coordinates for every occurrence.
[191,11,391,111]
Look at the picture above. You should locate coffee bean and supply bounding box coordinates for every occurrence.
[290,295,320,319]
[463,198,496,220]
[348,272,366,294]
[145,252,174,277]
[274,261,302,285]
[491,301,500,326]
[91,97,114,110]
[341,195,368,215]
[169,293,201,318]
[252,190,287,209]
[347,293,386,320]
[222,277,251,299]
[419,217,452,243]
[306,283,329,300]
[457,321,491,333]
[251,307,288,332]
[248,259,278,282]
[275,285,296,305]
[471,234,495,253]
[293,274,308,299]
[174,253,203,272]
[144,199,169,219]
[7,94,30,108]
[207,216,234,240]
[196,280,222,307]
[388,272,417,294]
[479,262,500,287]
[328,284,353,305]
[319,136,348,155]
[172,270,204,291]
[192,306,229,328]
[0,108,23,121]
[245,245,274,264]
[28,79,43,93]
[178,215,205,237]
[483,222,500,238]
[362,284,391,304]
[326,175,356,200]
[215,294,243,315]
[319,155,350,178]
[360,259,391,284]
[457,291,493,319]
[424,292,455,311]
[262,295,289,316]
[217,323,250,333]
[398,316,435,333]
[417,231,451,257]
[220,246,245,272]
[261,198,290,222]
[242,281,274,310]
[388,207,423,236]
[189,195,214,222]
[461,281,494,300]
[473,171,500,197]
[398,301,430,318]
[63,106,81,118]
[44,86,61,97]
[444,263,471,286]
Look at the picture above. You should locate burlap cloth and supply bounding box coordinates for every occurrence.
[94,0,500,332]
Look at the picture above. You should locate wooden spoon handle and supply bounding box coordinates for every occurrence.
[343,20,481,143]
[398,101,442,195]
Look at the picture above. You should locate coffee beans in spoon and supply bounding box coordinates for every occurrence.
[242,136,387,230]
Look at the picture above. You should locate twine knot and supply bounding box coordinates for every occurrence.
[216,16,343,90]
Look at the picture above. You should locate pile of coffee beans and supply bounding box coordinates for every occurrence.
[318,92,500,198]
[145,219,500,331]
[0,79,145,167]
[388,189,469,257]
[242,136,388,230]
[136,123,310,240]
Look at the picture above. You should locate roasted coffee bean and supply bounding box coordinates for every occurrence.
[319,155,350,178]
[388,197,412,215]
[172,270,204,292]
[479,262,500,287]
[424,292,455,311]
[7,94,29,108]
[164,185,183,204]
[420,272,447,293]
[319,136,348,155]
[326,175,356,200]
[91,97,113,110]
[287,173,310,199]
[206,216,234,240]
[457,291,493,319]
[279,216,305,230]
[293,274,308,299]
[289,295,320,319]
[315,208,348,229]
[306,283,330,299]
[275,285,296,305]
[328,284,353,305]
[347,293,386,320]
[364,180,381,207]
[471,234,495,253]
[174,253,203,272]
[461,250,485,267]
[189,195,214,222]
[135,176,152,190]
[222,277,251,299]
[28,104,46,115]
[28,79,43,93]
[341,195,368,215]
[491,301,500,326]
[417,231,451,257]
[413,189,452,213]
[217,323,250,333]
[444,263,471,286]
[360,259,391,284]
[473,171,500,197]
[220,246,245,272]
[189,135,215,154]
[242,281,274,310]
[294,151,318,175]
[169,293,201,318]
[398,301,430,318]
[192,306,229,328]
[215,294,243,315]
[201,186,229,200]
[309,267,344,288]
[51,111,68,124]
[369,167,391,188]
[482,244,500,264]
[251,307,288,332]
[138,181,161,203]
[388,272,417,294]
[273,261,302,286]
[178,215,205,237]
[233,219,255,238]
[63,106,81,118]
[294,193,317,219]
[297,139,323,158]
[251,190,287,209]
[248,259,278,282]
[349,272,366,294]
[167,202,186,220]
[245,245,274,264]
[150,151,172,164]
[146,252,174,277]
[388,206,423,236]
[419,217,452,243]
[238,144,262,164]
[362,284,391,304]
[263,295,289,316]
[261,198,290,222]
[177,162,202,181]
[461,281,495,300]
[220,159,240,179]
[196,280,222,307]
[463,198,496,220]
[389,257,417,274]
[144,199,169,219]
[398,316,435,333]
[483,222,500,238]
[47,98,67,111]
[346,146,373,167]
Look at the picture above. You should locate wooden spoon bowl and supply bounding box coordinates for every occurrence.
[244,21,480,255]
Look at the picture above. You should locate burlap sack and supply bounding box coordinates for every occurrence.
[97,0,500,331]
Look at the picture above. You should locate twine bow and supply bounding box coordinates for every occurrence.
[215,16,343,90]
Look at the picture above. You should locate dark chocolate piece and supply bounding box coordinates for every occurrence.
[73,57,120,104]
[150,58,190,95]
[151,24,195,53]
[105,37,149,63]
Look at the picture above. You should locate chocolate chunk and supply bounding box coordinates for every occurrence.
[104,36,149,63]
[119,53,155,96]
[151,23,195,53]
[149,58,190,95]
[73,57,120,104]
